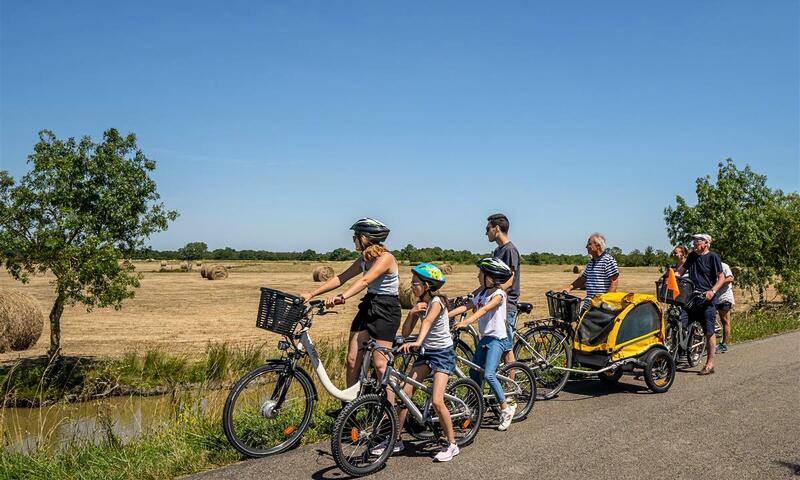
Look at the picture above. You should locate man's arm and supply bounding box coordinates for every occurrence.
[564,275,586,292]
[608,274,619,293]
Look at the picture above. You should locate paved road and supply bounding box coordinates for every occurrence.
[188,331,800,480]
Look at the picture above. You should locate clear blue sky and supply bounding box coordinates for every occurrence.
[1,1,798,254]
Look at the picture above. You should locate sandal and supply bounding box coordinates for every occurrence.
[698,366,715,375]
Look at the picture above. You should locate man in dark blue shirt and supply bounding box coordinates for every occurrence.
[486,213,521,364]
[677,233,726,375]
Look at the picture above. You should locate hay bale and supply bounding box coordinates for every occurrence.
[200,264,209,278]
[207,264,229,280]
[312,265,335,282]
[160,261,167,267]
[440,263,453,275]
[195,261,202,267]
[572,265,581,274]
[0,291,44,353]
[399,281,417,309]
[118,259,135,271]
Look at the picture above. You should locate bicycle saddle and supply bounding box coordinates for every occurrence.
[517,302,533,315]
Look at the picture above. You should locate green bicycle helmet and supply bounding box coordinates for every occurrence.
[476,257,513,282]
[411,263,446,291]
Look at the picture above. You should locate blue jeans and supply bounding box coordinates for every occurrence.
[470,336,506,403]
[501,310,518,352]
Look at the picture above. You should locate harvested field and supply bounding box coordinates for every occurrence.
[0,261,763,361]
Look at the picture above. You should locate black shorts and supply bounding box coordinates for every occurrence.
[350,293,402,342]
[716,301,734,312]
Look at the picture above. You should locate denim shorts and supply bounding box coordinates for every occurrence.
[716,301,734,312]
[414,348,456,374]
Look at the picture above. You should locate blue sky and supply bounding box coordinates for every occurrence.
[1,1,798,254]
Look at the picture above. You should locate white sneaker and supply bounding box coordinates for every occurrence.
[370,439,404,456]
[497,404,516,431]
[433,443,460,462]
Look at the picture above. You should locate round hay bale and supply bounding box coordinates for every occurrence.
[195,261,202,267]
[312,265,335,282]
[200,264,209,278]
[118,259,135,271]
[440,263,453,275]
[399,281,417,309]
[0,291,44,353]
[207,264,229,281]
[572,265,581,274]
[160,261,167,267]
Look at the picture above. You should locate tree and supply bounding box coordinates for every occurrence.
[664,159,776,302]
[0,129,178,357]
[768,192,800,304]
[178,242,207,270]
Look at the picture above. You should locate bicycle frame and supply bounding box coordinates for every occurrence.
[371,345,471,427]
[451,353,523,399]
[296,329,362,402]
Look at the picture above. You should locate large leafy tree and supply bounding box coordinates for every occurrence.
[664,159,781,302]
[178,242,207,271]
[0,129,178,357]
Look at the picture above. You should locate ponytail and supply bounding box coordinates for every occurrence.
[362,243,387,262]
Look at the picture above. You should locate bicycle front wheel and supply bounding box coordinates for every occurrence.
[223,361,314,458]
[687,322,706,367]
[331,393,398,477]
[513,326,571,400]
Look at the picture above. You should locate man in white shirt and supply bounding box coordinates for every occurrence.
[715,261,735,353]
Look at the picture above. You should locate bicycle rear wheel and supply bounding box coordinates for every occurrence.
[513,326,571,400]
[445,378,484,447]
[223,361,314,458]
[498,362,536,421]
[331,393,398,477]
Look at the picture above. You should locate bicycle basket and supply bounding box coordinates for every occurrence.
[256,288,306,335]
[655,278,694,306]
[545,291,580,323]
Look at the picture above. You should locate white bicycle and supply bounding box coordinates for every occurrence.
[223,288,371,457]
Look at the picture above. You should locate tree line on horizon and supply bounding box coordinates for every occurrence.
[133,242,673,268]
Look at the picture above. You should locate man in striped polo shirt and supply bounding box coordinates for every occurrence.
[563,233,619,311]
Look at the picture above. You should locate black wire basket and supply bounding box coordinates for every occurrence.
[256,288,306,336]
[545,291,580,323]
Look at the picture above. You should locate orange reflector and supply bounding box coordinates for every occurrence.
[462,419,471,429]
[535,337,544,344]
[350,427,359,442]
[283,426,295,437]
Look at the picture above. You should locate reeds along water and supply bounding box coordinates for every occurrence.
[0,339,352,454]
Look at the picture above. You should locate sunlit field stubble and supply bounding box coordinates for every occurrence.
[0,261,763,362]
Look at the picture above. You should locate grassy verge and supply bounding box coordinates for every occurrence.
[729,305,800,343]
[1,307,798,480]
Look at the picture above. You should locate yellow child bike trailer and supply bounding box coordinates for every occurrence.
[571,292,676,393]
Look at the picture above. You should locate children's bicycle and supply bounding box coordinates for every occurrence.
[223,288,365,458]
[331,339,483,477]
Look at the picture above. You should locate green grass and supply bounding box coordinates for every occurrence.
[730,305,800,343]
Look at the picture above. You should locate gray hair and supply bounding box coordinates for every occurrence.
[590,233,606,252]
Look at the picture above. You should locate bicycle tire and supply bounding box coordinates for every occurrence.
[686,321,706,367]
[497,361,536,421]
[453,338,474,377]
[446,378,484,447]
[513,325,571,400]
[331,393,398,477]
[223,361,314,458]
[644,348,675,393]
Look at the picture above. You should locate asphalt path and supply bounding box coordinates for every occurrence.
[188,331,800,480]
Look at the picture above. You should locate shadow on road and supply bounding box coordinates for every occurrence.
[774,460,800,476]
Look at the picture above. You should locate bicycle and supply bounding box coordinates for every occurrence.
[510,291,578,399]
[331,338,483,476]
[663,301,707,367]
[223,288,368,458]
